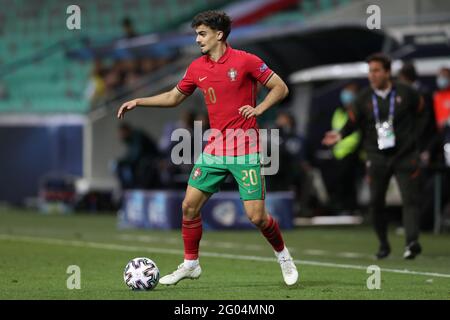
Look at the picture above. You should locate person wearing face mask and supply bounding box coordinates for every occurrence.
[433,68,450,226]
[433,69,450,168]
[319,83,363,214]
[433,68,450,130]
[399,63,440,167]
[322,53,425,260]
[398,63,445,231]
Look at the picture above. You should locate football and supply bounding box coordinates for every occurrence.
[123,257,160,290]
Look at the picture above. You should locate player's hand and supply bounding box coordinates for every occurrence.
[322,130,342,146]
[117,99,139,119]
[238,105,261,119]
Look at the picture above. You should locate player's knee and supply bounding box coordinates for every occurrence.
[182,200,200,219]
[249,214,265,228]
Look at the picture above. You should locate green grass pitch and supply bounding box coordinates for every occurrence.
[0,208,449,300]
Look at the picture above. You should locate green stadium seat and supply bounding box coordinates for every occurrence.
[1,0,232,113]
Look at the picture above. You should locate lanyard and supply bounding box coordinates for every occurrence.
[372,90,396,127]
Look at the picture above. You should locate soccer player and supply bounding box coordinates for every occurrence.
[117,11,298,286]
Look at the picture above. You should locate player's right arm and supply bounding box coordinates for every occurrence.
[117,87,188,119]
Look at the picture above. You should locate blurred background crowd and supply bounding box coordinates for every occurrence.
[1,0,449,233]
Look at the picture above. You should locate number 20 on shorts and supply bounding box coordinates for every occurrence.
[241,169,258,187]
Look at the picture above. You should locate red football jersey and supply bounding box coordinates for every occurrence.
[177,44,274,156]
[433,89,450,129]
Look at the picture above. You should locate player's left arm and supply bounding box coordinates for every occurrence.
[239,73,289,119]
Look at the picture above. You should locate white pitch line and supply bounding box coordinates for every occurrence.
[119,234,377,258]
[303,249,328,256]
[118,234,268,252]
[1,234,450,279]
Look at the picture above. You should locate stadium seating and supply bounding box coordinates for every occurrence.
[0,0,232,113]
[0,0,354,114]
[260,0,353,25]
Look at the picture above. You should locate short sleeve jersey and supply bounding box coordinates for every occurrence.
[177,44,274,156]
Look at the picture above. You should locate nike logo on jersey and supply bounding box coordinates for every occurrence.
[247,189,259,194]
[199,76,207,82]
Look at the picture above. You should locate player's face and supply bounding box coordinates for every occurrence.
[368,61,391,90]
[195,25,222,55]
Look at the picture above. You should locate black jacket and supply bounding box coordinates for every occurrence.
[340,82,423,163]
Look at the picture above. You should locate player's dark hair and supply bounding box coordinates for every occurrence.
[344,82,359,91]
[440,67,450,75]
[277,111,297,129]
[366,53,391,71]
[399,62,418,82]
[191,10,232,41]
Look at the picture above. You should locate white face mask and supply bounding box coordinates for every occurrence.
[437,75,450,90]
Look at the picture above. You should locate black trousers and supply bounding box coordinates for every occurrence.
[367,152,421,246]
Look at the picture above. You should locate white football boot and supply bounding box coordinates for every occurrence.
[159,263,202,285]
[276,247,298,286]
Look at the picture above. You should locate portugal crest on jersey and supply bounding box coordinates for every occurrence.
[192,168,202,180]
[228,68,237,81]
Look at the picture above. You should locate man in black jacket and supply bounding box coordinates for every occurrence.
[323,53,424,260]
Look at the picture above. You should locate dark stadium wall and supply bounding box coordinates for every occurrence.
[0,125,82,205]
